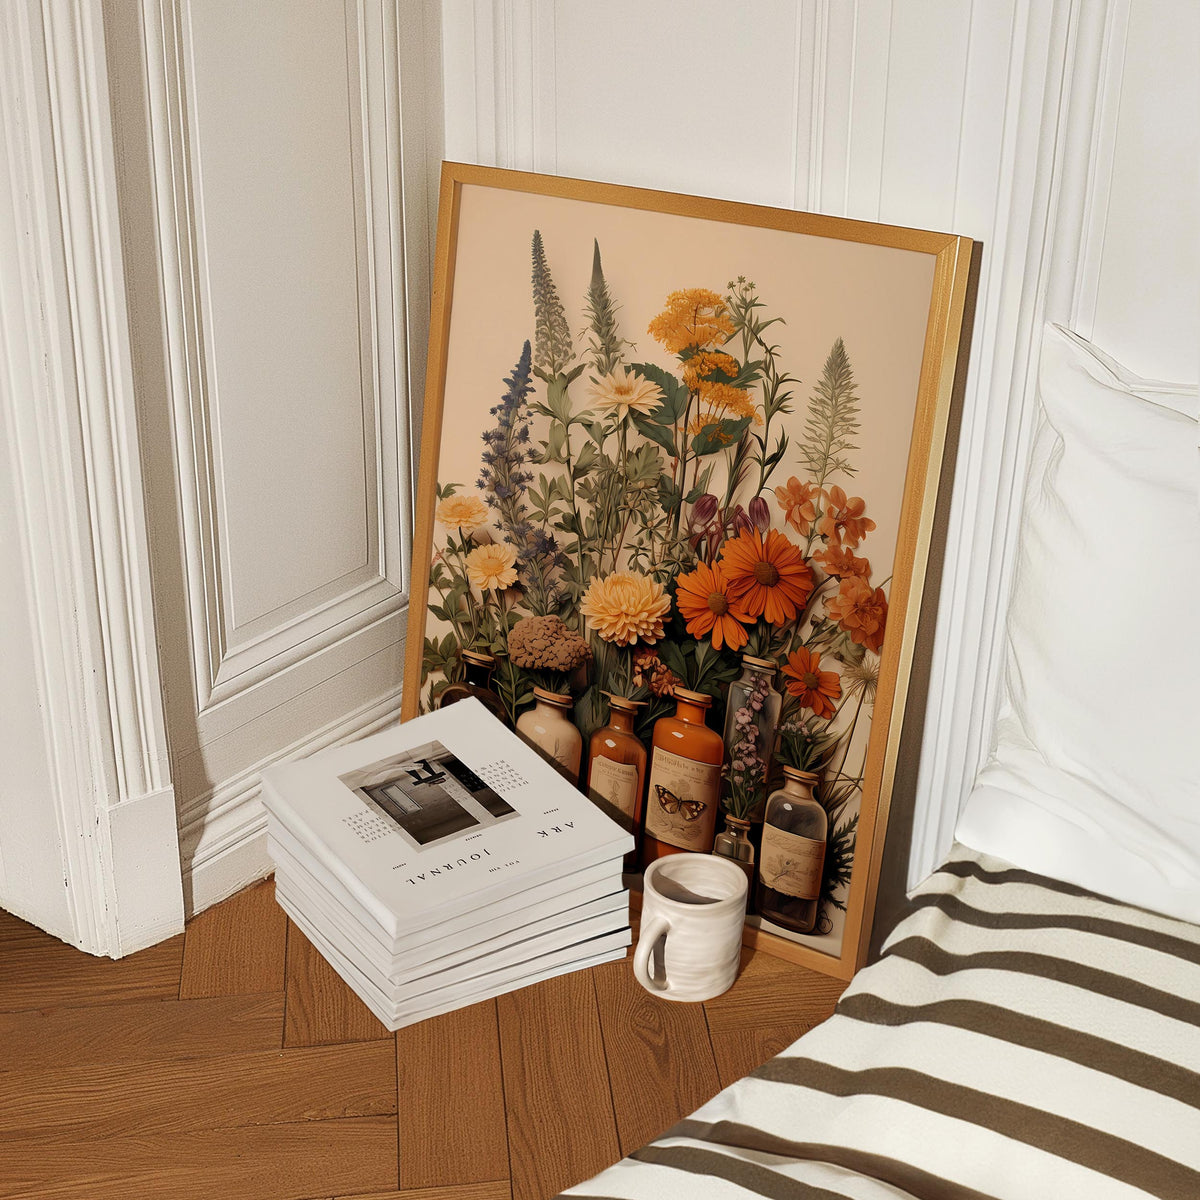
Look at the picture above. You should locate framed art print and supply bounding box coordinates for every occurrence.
[403,163,973,980]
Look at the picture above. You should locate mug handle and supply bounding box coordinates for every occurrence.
[632,914,671,993]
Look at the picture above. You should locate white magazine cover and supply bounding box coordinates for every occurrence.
[277,888,630,1030]
[260,699,633,937]
[265,814,624,961]
[269,829,627,973]
[275,869,627,988]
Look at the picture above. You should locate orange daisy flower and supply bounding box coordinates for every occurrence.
[814,543,871,580]
[818,485,876,547]
[719,528,814,627]
[782,647,842,720]
[674,560,754,651]
[826,576,888,652]
[774,476,818,537]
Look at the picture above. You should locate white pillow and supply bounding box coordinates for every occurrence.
[957,323,1200,922]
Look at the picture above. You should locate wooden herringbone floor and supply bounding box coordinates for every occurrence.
[0,878,846,1200]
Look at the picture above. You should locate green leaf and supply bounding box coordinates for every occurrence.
[631,411,679,457]
[573,441,598,477]
[629,362,688,422]
[544,375,574,425]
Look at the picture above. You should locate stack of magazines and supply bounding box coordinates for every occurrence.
[260,698,633,1030]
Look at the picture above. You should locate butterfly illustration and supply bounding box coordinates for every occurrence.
[655,784,706,822]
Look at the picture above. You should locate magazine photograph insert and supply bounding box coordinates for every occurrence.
[339,739,516,850]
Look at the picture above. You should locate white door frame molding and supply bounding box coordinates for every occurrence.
[0,0,183,955]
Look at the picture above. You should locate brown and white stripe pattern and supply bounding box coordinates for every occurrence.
[559,845,1200,1200]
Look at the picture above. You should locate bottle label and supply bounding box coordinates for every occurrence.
[644,747,720,850]
[759,825,825,899]
[588,755,640,821]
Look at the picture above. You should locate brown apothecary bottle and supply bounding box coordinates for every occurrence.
[585,694,646,872]
[641,688,724,865]
[756,766,827,934]
[437,649,509,726]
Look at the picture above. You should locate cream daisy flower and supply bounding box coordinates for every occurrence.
[589,367,663,421]
[466,543,518,591]
[435,493,489,534]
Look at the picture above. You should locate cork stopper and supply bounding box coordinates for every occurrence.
[782,765,820,784]
[672,687,713,707]
[531,686,572,708]
[741,654,776,672]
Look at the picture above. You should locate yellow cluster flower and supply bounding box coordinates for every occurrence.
[647,288,734,354]
[681,350,739,391]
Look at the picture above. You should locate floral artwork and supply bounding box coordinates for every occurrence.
[423,250,893,946]
[407,167,972,974]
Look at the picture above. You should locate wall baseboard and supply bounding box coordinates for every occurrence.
[182,686,406,919]
[103,786,186,957]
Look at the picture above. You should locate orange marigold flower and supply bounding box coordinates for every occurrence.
[647,288,734,355]
[826,576,888,652]
[580,571,670,647]
[818,485,876,548]
[466,543,518,591]
[719,528,814,627]
[774,476,818,536]
[782,646,842,720]
[814,543,871,580]
[674,560,754,651]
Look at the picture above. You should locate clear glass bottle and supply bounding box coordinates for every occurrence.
[642,688,724,864]
[585,694,646,871]
[437,649,508,726]
[515,687,583,784]
[721,654,781,813]
[712,814,755,887]
[756,767,827,934]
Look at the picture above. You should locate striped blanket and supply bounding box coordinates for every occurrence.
[560,844,1200,1200]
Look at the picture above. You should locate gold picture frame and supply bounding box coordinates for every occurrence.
[403,162,973,980]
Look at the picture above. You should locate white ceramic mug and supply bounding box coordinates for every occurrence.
[632,853,748,1002]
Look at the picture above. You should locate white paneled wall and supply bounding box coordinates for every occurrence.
[0,0,438,951]
[440,0,1198,892]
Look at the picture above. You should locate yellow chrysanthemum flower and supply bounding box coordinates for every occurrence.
[435,493,489,534]
[589,367,663,420]
[647,288,734,354]
[466,543,518,591]
[580,571,670,646]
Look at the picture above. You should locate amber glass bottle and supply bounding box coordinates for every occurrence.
[585,694,646,871]
[642,688,724,865]
[756,767,827,934]
[437,649,508,725]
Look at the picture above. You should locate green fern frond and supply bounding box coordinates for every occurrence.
[800,337,861,487]
[822,810,858,910]
[583,239,626,375]
[531,230,574,377]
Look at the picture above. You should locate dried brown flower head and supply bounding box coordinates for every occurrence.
[507,615,591,673]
